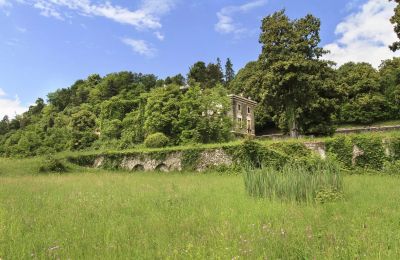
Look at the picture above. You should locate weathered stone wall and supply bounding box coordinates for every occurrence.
[68,134,400,172]
[91,149,234,172]
[196,149,233,171]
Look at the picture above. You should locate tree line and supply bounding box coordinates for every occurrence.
[1,9,400,156]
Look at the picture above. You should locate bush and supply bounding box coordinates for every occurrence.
[39,156,68,173]
[243,159,343,203]
[383,160,400,175]
[236,140,288,169]
[144,133,170,148]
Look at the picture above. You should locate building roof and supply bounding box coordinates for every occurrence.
[228,94,258,106]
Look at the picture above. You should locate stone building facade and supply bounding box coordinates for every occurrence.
[228,94,257,136]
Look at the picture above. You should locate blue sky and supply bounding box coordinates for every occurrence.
[0,0,398,117]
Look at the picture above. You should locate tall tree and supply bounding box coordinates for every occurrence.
[206,62,224,87]
[337,62,390,124]
[380,58,400,113]
[258,10,333,137]
[390,0,400,51]
[225,58,235,86]
[188,61,208,88]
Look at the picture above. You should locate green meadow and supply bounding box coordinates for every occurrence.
[1,158,400,259]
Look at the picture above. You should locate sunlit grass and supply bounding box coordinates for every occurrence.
[1,159,400,258]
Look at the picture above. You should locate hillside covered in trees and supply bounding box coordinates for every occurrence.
[1,10,400,157]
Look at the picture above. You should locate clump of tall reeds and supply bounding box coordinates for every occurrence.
[243,158,343,203]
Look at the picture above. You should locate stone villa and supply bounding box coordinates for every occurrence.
[228,94,257,136]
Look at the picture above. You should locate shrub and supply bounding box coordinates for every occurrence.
[39,156,68,173]
[383,160,400,175]
[352,136,385,170]
[144,133,170,148]
[325,136,353,168]
[243,159,343,203]
[236,140,288,169]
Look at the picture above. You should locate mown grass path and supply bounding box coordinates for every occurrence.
[1,169,400,259]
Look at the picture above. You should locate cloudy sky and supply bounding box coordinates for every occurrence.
[0,0,399,118]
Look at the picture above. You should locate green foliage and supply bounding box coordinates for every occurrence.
[178,85,233,144]
[390,0,400,51]
[181,149,203,171]
[326,135,386,170]
[270,142,311,158]
[236,140,288,169]
[336,62,393,124]
[383,160,400,175]
[379,57,400,117]
[187,60,224,89]
[325,136,354,168]
[143,85,181,139]
[101,119,122,140]
[258,10,334,137]
[144,133,170,148]
[352,136,385,170]
[38,156,68,173]
[315,187,343,204]
[224,58,235,86]
[243,159,343,203]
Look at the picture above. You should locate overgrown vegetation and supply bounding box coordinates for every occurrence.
[1,10,400,157]
[38,156,68,173]
[2,159,400,258]
[243,159,343,203]
[144,132,170,148]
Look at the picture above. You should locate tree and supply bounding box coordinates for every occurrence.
[165,74,186,86]
[70,109,97,150]
[143,85,181,139]
[188,61,208,88]
[390,0,400,51]
[188,60,224,89]
[225,58,235,86]
[258,10,333,137]
[48,88,72,112]
[379,57,400,117]
[206,62,224,87]
[0,116,9,135]
[177,84,232,143]
[337,62,390,124]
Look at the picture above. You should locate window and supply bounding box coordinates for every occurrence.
[247,107,251,114]
[247,119,252,133]
[237,117,243,128]
[237,104,241,112]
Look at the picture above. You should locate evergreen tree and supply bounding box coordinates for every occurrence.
[225,58,235,86]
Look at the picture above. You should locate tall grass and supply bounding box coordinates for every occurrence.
[243,159,343,203]
[2,159,400,258]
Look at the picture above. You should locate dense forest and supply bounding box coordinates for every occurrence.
[1,10,400,157]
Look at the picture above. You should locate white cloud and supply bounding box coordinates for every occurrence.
[0,0,10,7]
[154,31,164,41]
[0,88,27,119]
[324,0,400,68]
[215,0,267,36]
[122,38,155,57]
[0,0,12,15]
[10,0,177,31]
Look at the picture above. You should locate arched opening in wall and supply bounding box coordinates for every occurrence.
[155,163,169,172]
[133,164,145,171]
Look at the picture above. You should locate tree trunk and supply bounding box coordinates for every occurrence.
[287,105,299,138]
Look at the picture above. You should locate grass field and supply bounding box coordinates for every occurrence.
[1,159,400,259]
